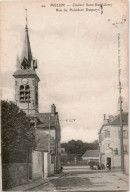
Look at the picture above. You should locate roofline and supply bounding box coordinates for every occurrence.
[13,73,40,82]
[36,126,57,129]
[98,112,128,134]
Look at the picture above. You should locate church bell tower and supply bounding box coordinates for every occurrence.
[13,10,40,114]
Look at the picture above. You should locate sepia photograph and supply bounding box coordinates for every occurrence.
[0,0,129,192]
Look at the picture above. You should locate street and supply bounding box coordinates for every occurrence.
[27,166,129,192]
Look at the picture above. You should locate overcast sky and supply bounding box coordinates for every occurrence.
[1,0,128,143]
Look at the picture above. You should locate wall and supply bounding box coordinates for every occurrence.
[2,163,29,191]
[2,148,32,191]
[113,155,121,168]
[123,125,129,174]
[32,151,43,179]
[35,129,56,154]
[50,164,54,175]
[44,152,48,178]
[124,154,129,174]
[100,125,121,168]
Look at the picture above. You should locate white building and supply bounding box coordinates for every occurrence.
[99,112,128,170]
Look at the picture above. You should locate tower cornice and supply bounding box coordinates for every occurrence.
[13,69,40,82]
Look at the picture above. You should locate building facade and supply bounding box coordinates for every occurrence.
[82,150,99,164]
[99,113,128,171]
[123,118,129,174]
[30,104,61,177]
[13,16,61,179]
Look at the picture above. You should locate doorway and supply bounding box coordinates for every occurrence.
[106,157,111,169]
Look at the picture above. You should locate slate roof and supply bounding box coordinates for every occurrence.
[13,69,36,75]
[21,26,32,65]
[109,112,128,125]
[82,150,99,158]
[35,113,59,128]
[99,112,128,134]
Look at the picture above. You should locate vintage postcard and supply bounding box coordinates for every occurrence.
[0,0,129,192]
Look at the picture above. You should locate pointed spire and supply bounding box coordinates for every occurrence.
[25,8,28,30]
[20,9,32,69]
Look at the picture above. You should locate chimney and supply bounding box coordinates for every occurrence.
[51,104,56,115]
[103,114,108,124]
[109,115,114,122]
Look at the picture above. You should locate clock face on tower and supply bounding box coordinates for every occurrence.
[22,78,28,85]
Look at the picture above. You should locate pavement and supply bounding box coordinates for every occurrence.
[8,166,129,192]
[8,172,68,192]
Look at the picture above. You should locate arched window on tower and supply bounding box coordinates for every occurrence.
[25,85,30,90]
[19,85,31,102]
[20,85,24,90]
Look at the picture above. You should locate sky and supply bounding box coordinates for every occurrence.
[0,0,128,143]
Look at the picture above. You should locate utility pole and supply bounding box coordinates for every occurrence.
[48,113,51,176]
[0,102,2,191]
[55,114,58,174]
[118,68,124,173]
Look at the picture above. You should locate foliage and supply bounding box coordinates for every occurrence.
[1,100,34,150]
[61,139,99,157]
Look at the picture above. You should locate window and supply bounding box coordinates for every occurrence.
[20,85,24,90]
[19,85,31,102]
[114,148,118,155]
[25,85,30,90]
[123,130,128,139]
[32,80,35,86]
[123,145,128,153]
[105,130,110,138]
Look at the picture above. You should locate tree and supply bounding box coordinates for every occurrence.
[1,100,34,151]
[61,139,99,156]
